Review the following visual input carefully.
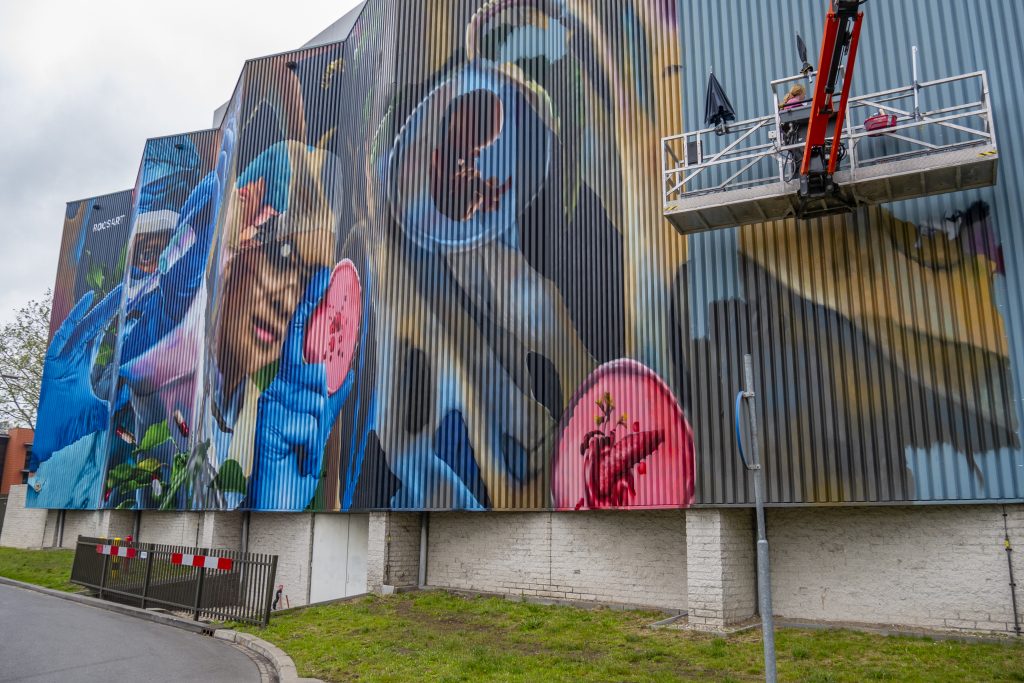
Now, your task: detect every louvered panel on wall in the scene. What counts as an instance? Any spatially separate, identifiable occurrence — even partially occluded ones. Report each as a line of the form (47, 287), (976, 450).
(32, 189), (134, 509)
(679, 0), (1024, 504)
(32, 0), (1023, 512)
(101, 129), (221, 511)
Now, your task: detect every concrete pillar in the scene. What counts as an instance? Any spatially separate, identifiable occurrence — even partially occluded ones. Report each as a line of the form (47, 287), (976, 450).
(0, 485), (49, 548)
(685, 508), (757, 630)
(247, 513), (314, 607)
(198, 511), (244, 550)
(367, 512), (421, 593)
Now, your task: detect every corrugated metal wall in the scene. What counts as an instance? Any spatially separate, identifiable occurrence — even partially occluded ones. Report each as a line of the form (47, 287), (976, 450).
(680, 0), (1024, 504)
(32, 189), (134, 509)
(102, 130), (221, 511)
(31, 0), (1024, 511)
(382, 1), (692, 510)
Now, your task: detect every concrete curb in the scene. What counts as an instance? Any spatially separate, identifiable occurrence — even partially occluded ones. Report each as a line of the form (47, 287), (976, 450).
(214, 629), (324, 683)
(0, 576), (322, 682)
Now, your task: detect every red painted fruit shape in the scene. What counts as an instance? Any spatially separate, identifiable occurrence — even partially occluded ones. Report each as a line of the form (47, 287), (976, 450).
(303, 259), (362, 394)
(552, 359), (694, 509)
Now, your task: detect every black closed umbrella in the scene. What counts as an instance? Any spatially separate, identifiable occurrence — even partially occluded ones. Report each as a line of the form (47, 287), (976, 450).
(796, 33), (813, 75)
(704, 71), (737, 134)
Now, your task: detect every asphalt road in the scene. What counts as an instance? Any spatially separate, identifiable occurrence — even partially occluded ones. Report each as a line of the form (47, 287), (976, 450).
(0, 584), (260, 682)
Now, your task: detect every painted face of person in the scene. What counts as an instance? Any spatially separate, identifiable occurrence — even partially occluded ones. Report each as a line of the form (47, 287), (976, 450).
(130, 231), (173, 276)
(430, 90), (512, 222)
(217, 223), (319, 392)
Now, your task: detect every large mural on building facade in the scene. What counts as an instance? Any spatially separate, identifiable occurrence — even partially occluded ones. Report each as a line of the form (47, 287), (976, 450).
(31, 0), (1021, 511)
(30, 190), (134, 508)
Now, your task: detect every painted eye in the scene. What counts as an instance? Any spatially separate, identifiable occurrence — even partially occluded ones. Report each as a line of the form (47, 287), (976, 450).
(279, 242), (293, 259)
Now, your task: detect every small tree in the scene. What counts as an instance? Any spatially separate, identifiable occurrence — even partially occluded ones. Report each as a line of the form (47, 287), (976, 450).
(0, 291), (51, 429)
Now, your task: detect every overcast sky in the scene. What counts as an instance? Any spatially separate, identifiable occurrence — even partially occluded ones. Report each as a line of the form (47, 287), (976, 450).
(0, 0), (362, 322)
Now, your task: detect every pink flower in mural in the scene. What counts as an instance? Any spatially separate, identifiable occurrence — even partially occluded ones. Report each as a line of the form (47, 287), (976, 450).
(553, 360), (694, 509)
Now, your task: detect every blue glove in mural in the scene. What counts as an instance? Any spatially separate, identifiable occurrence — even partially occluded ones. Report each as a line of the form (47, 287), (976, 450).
(120, 171), (222, 367)
(249, 268), (353, 510)
(137, 135), (202, 214)
(31, 285), (123, 471)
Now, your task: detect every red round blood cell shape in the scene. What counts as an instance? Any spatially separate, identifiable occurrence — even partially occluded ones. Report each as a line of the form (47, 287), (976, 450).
(303, 259), (362, 394)
(552, 359), (694, 510)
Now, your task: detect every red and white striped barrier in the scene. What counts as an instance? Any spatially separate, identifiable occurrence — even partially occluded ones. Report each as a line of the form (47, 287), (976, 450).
(170, 552), (234, 571)
(96, 544), (147, 559)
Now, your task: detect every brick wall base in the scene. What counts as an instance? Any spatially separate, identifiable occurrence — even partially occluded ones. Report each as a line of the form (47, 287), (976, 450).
(768, 504), (1024, 635)
(368, 511), (422, 592)
(0, 485), (49, 548)
(686, 508), (756, 629)
(51, 509), (136, 547)
(426, 511), (688, 609)
(5, 493), (1021, 635)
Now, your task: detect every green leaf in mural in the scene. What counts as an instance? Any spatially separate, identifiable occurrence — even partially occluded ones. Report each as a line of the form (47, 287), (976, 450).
(115, 499), (136, 510)
(135, 420), (171, 453)
(214, 459), (247, 494)
(159, 452), (190, 511)
(86, 263), (105, 290)
(95, 343), (113, 367)
(252, 361), (279, 393)
(107, 463), (135, 486)
(136, 457), (162, 474)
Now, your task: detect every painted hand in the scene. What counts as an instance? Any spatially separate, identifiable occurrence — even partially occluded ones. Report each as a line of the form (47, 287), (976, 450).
(121, 171), (222, 367)
(31, 286), (123, 470)
(250, 268), (353, 510)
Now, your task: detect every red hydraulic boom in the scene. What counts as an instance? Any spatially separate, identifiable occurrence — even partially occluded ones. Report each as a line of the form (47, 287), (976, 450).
(800, 0), (865, 199)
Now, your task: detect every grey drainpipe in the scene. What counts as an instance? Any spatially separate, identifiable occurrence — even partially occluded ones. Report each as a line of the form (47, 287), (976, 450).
(1003, 506), (1021, 637)
(418, 512), (429, 588)
(241, 511), (251, 556)
(56, 509), (66, 548)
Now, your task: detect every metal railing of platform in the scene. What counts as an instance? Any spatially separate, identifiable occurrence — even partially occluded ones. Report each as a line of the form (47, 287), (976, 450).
(662, 69), (995, 206)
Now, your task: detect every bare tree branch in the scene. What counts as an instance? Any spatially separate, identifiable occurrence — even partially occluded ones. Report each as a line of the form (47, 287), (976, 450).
(0, 290), (51, 429)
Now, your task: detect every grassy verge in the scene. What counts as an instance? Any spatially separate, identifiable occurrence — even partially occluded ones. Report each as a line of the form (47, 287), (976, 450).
(0, 546), (77, 592)
(235, 591), (1024, 683)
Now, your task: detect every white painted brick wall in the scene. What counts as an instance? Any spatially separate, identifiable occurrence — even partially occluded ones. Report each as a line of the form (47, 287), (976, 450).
(58, 511), (101, 546)
(0, 485), (49, 548)
(57, 510), (135, 547)
(367, 511), (421, 591)
(686, 508), (756, 628)
(248, 513), (313, 607)
(426, 511), (687, 609)
(138, 511), (201, 546)
(767, 504), (1024, 635)
(42, 509), (60, 547)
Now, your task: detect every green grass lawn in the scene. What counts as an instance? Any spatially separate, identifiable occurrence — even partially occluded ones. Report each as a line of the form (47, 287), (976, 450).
(237, 591), (1024, 683)
(0, 546), (77, 591)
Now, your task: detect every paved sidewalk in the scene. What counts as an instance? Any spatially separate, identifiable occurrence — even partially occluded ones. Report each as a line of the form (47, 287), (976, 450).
(0, 583), (259, 682)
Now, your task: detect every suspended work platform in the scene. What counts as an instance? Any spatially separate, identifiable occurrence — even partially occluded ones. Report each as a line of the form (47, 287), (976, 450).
(662, 70), (998, 234)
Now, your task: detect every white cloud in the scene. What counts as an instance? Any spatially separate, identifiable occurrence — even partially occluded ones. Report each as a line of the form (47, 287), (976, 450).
(0, 0), (362, 320)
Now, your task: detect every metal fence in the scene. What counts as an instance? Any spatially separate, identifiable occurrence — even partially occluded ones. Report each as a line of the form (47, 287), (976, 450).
(70, 536), (278, 627)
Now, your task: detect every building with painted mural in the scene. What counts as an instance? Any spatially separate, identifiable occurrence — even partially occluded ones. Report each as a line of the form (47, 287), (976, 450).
(2, 0), (1022, 635)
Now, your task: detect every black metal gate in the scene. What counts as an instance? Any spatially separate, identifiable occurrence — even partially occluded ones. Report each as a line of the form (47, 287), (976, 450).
(70, 536), (278, 627)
